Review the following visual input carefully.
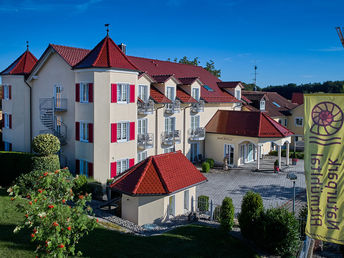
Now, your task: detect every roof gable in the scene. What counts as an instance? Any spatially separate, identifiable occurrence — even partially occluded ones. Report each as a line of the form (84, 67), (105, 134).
(50, 44), (90, 66)
(1, 50), (37, 76)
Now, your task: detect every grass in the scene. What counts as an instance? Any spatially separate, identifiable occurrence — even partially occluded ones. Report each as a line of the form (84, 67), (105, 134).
(0, 188), (258, 257)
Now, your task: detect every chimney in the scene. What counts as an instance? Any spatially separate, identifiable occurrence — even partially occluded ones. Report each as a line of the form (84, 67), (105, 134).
(118, 43), (126, 54)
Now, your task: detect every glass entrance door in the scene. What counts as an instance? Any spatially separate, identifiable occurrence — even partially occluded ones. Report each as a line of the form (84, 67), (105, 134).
(224, 144), (234, 166)
(190, 143), (198, 162)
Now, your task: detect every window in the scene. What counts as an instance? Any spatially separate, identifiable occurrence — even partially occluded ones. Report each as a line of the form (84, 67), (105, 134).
(192, 88), (200, 101)
(260, 100), (265, 111)
(138, 85), (149, 102)
(4, 142), (11, 151)
(138, 151), (148, 162)
(184, 190), (190, 210)
(80, 122), (89, 142)
(278, 119), (282, 124)
(203, 85), (214, 92)
(164, 146), (175, 153)
(117, 122), (129, 141)
(166, 86), (175, 101)
(235, 89), (241, 100)
(117, 83), (129, 102)
(80, 160), (88, 176)
(191, 115), (200, 130)
(117, 159), (129, 174)
(284, 119), (287, 127)
(138, 118), (148, 135)
(3, 85), (10, 100)
(295, 117), (303, 127)
(272, 101), (281, 107)
(165, 117), (176, 132)
(4, 113), (10, 128)
(80, 83), (89, 103)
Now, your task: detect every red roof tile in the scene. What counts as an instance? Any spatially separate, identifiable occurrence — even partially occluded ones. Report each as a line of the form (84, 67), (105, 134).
(206, 110), (294, 138)
(150, 86), (171, 103)
(50, 44), (90, 66)
(217, 81), (243, 89)
(152, 74), (178, 83)
(127, 56), (240, 103)
(73, 36), (139, 71)
(176, 87), (197, 103)
(110, 151), (207, 195)
(1, 50), (37, 75)
(291, 92), (304, 105)
(178, 77), (201, 85)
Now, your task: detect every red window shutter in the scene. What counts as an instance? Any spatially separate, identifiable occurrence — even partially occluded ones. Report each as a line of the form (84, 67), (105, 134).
(9, 114), (12, 129)
(88, 162), (94, 178)
(129, 84), (135, 103)
(88, 123), (93, 143)
(129, 122), (135, 140)
(111, 123), (117, 143)
(88, 83), (93, 102)
(75, 83), (80, 102)
(75, 122), (80, 141)
(75, 159), (80, 175)
(111, 84), (117, 103)
(129, 158), (134, 168)
(9, 85), (12, 99)
(110, 162), (117, 178)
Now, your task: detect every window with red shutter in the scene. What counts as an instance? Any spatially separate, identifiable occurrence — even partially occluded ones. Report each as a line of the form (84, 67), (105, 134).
(75, 83), (80, 102)
(111, 84), (117, 103)
(75, 122), (80, 141)
(75, 159), (80, 175)
(88, 162), (93, 178)
(130, 84), (135, 103)
(129, 122), (135, 140)
(9, 114), (12, 129)
(129, 158), (134, 168)
(110, 162), (117, 178)
(88, 123), (93, 143)
(88, 83), (93, 102)
(111, 123), (117, 143)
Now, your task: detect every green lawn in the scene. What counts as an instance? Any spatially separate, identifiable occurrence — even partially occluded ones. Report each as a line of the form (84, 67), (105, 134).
(0, 188), (258, 257)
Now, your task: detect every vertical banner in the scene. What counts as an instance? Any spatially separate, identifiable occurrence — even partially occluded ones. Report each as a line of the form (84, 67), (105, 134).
(304, 94), (344, 244)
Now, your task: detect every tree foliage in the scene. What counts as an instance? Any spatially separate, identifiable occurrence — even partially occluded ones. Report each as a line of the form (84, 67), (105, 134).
(220, 197), (235, 231)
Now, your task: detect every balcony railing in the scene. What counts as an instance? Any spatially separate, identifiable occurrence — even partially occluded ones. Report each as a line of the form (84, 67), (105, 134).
(138, 100), (154, 115)
(161, 130), (181, 146)
(188, 127), (205, 141)
(54, 98), (67, 112)
(137, 133), (154, 149)
(165, 100), (181, 114)
(191, 100), (205, 113)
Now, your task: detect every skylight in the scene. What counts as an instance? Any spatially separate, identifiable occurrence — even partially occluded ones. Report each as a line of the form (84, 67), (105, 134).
(272, 101), (281, 107)
(203, 85), (214, 92)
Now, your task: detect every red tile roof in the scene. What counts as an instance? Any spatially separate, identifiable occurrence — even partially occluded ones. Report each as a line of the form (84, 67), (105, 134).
(1, 50), (37, 75)
(150, 86), (171, 103)
(176, 87), (197, 103)
(152, 74), (180, 84)
(217, 81), (243, 89)
(127, 56), (240, 103)
(50, 44), (90, 66)
(206, 110), (294, 138)
(73, 36), (139, 71)
(291, 92), (304, 105)
(110, 151), (207, 195)
(178, 77), (201, 85)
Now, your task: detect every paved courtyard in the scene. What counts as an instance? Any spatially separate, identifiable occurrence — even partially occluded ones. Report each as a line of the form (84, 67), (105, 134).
(196, 158), (306, 216)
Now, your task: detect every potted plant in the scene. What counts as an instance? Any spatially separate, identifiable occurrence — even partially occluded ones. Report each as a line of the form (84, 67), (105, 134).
(291, 152), (298, 165)
(274, 160), (280, 173)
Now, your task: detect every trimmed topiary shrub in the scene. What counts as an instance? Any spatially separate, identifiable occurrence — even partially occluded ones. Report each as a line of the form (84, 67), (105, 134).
(32, 134), (60, 156)
(213, 205), (221, 222)
(198, 195), (209, 212)
(31, 155), (60, 171)
(258, 208), (299, 257)
(206, 158), (215, 168)
(238, 191), (264, 240)
(202, 161), (210, 173)
(220, 197), (234, 231)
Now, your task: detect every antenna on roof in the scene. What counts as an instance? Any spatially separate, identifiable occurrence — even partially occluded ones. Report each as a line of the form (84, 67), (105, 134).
(26, 41), (29, 51)
(253, 64), (258, 91)
(105, 24), (110, 36)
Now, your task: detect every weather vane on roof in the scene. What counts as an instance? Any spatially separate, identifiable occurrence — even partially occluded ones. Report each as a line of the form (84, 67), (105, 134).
(105, 24), (110, 36)
(26, 41), (29, 50)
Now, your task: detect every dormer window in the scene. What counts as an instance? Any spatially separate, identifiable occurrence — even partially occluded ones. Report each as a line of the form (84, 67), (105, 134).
(235, 89), (241, 100)
(138, 85), (149, 102)
(192, 88), (200, 101)
(166, 86), (175, 101)
(260, 100), (265, 111)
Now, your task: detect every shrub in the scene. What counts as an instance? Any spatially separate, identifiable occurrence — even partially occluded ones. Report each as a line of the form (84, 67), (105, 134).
(238, 191), (264, 240)
(73, 176), (103, 200)
(32, 134), (60, 156)
(274, 160), (279, 167)
(202, 161), (210, 173)
(220, 197), (234, 231)
(31, 154), (60, 171)
(213, 205), (221, 222)
(0, 151), (34, 187)
(258, 208), (299, 256)
(268, 150), (277, 156)
(9, 168), (97, 257)
(198, 195), (209, 212)
(206, 158), (215, 168)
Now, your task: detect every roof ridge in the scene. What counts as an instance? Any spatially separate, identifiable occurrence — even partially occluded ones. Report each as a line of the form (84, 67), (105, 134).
(50, 43), (90, 51)
(132, 157), (153, 194)
(151, 156), (170, 194)
(261, 112), (291, 137)
(107, 37), (140, 70)
(92, 37), (108, 67)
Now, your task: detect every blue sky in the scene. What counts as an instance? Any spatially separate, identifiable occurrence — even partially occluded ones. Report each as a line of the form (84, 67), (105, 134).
(0, 0), (344, 87)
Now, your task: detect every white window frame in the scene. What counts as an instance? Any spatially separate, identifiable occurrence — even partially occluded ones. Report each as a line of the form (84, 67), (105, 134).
(80, 160), (88, 177)
(4, 113), (9, 128)
(117, 83), (129, 103)
(260, 100), (265, 111)
(191, 88), (200, 101)
(164, 146), (175, 153)
(4, 141), (11, 151)
(117, 121), (129, 142)
(80, 121), (89, 142)
(165, 117), (176, 132)
(3, 85), (10, 100)
(191, 115), (200, 130)
(295, 117), (303, 127)
(138, 150), (148, 162)
(117, 158), (129, 174)
(80, 82), (89, 103)
(138, 118), (148, 135)
(138, 85), (149, 102)
(166, 86), (175, 101)
(235, 88), (241, 100)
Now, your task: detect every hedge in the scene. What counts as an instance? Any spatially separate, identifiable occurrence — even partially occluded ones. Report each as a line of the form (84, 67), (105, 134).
(202, 161), (210, 173)
(205, 158), (214, 168)
(268, 150), (304, 159)
(220, 197), (235, 231)
(31, 154), (60, 171)
(198, 195), (209, 212)
(0, 151), (34, 186)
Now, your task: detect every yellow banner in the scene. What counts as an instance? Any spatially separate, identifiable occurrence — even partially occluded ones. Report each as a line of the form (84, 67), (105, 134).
(304, 94), (344, 244)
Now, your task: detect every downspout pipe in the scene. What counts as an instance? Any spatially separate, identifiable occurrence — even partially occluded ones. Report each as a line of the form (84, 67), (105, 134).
(24, 80), (32, 152)
(155, 104), (165, 155)
(183, 104), (191, 155)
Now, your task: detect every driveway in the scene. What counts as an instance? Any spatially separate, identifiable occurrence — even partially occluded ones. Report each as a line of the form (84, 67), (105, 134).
(196, 159), (306, 216)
